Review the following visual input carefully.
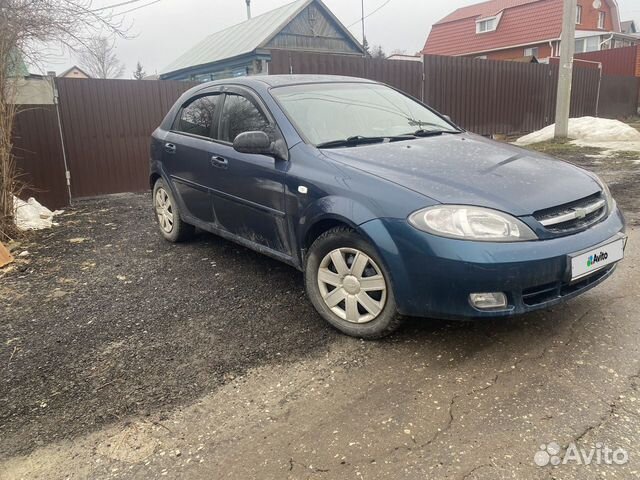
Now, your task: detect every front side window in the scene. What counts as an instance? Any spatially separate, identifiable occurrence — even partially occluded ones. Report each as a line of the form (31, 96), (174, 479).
(272, 83), (458, 146)
(219, 94), (271, 143)
(176, 95), (219, 137)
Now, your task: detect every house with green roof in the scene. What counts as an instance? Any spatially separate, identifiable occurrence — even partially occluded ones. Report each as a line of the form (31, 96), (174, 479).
(160, 0), (363, 81)
(7, 49), (29, 78)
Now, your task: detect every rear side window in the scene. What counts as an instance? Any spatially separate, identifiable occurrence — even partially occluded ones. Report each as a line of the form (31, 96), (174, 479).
(175, 95), (219, 137)
(219, 94), (271, 143)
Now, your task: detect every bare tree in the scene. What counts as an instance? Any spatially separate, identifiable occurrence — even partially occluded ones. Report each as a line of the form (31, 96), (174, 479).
(371, 45), (386, 59)
(78, 37), (125, 79)
(0, 1), (126, 240)
(133, 60), (145, 80)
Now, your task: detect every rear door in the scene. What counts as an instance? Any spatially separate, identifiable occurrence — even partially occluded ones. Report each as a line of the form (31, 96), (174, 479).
(162, 91), (223, 224)
(209, 88), (291, 255)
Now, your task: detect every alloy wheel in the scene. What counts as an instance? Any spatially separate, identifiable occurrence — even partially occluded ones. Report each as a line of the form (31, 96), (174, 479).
(317, 248), (387, 324)
(155, 188), (174, 233)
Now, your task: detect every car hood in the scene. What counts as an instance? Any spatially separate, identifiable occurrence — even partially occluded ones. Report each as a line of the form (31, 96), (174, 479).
(321, 133), (601, 216)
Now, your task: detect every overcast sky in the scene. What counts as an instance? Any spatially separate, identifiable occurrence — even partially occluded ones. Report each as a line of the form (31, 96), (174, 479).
(40, 0), (640, 78)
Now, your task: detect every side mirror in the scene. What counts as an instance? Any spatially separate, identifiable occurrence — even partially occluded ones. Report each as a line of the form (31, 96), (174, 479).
(442, 114), (453, 123)
(233, 131), (272, 156)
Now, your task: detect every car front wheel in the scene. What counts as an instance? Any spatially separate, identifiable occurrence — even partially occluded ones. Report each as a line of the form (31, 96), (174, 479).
(305, 227), (403, 339)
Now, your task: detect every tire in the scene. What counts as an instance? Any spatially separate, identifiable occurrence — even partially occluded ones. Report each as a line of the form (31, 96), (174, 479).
(305, 226), (403, 339)
(152, 179), (195, 243)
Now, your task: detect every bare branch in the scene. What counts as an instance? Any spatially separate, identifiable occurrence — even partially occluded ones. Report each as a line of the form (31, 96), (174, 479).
(0, 0), (129, 238)
(78, 36), (125, 79)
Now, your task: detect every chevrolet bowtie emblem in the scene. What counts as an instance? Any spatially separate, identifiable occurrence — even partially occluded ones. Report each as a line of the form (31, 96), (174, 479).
(574, 207), (587, 219)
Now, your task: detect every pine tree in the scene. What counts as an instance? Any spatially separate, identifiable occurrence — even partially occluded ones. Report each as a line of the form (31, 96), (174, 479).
(133, 61), (145, 80)
(363, 37), (371, 57)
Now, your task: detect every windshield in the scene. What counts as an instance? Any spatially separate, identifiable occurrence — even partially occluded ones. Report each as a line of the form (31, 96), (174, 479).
(271, 82), (458, 147)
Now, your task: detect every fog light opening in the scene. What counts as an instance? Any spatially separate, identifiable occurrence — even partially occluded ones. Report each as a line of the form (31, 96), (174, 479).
(469, 292), (508, 310)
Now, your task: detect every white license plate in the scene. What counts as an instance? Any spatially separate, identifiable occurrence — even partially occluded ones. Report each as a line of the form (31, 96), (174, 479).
(570, 237), (625, 281)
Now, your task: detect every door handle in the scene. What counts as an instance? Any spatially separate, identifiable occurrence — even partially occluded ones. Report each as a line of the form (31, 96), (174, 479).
(210, 156), (228, 168)
(165, 143), (176, 154)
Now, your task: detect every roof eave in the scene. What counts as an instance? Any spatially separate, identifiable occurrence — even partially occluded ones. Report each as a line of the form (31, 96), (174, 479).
(160, 51), (263, 79)
(424, 37), (561, 57)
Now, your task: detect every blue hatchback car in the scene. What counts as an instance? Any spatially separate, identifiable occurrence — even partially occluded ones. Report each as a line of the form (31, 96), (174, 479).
(150, 75), (626, 338)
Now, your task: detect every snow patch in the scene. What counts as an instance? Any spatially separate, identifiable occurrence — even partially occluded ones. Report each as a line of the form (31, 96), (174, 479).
(515, 117), (640, 156)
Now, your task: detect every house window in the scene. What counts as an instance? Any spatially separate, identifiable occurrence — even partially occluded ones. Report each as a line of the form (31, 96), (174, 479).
(475, 55), (488, 60)
(587, 36), (601, 51)
(575, 36), (601, 53)
(576, 5), (582, 24)
(598, 12), (606, 29)
(476, 17), (497, 33)
(524, 47), (539, 57)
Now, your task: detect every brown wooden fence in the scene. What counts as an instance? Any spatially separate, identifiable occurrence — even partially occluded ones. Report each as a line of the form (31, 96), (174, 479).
(55, 78), (197, 198)
(574, 45), (640, 77)
(598, 75), (640, 118)
(269, 50), (424, 99)
(12, 105), (68, 209)
(422, 55), (601, 135)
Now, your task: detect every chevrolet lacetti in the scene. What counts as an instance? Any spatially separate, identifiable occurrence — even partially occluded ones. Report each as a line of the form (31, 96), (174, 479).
(150, 75), (627, 339)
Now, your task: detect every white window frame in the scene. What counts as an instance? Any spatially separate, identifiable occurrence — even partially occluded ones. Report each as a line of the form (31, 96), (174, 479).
(476, 13), (502, 34)
(576, 5), (582, 24)
(598, 11), (606, 29)
(524, 47), (539, 57)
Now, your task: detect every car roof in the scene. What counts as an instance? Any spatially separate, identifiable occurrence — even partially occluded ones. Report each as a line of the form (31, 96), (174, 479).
(197, 75), (378, 89)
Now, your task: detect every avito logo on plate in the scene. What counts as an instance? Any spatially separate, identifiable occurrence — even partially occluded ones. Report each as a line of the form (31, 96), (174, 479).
(587, 251), (609, 268)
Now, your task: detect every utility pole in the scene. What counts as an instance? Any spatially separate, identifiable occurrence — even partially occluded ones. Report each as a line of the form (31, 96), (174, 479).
(361, 0), (366, 58)
(246, 0), (251, 20)
(554, 0), (577, 139)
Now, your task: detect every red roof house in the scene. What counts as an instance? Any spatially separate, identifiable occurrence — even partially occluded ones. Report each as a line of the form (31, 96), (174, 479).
(423, 0), (637, 61)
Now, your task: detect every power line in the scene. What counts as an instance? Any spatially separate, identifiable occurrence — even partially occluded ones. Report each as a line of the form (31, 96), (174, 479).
(111, 0), (163, 16)
(348, 0), (394, 28)
(91, 0), (151, 12)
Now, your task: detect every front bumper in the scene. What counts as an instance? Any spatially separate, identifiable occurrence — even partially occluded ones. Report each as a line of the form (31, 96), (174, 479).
(359, 208), (626, 319)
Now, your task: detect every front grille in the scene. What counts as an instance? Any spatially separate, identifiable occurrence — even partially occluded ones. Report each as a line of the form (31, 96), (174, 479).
(533, 192), (607, 234)
(522, 266), (613, 307)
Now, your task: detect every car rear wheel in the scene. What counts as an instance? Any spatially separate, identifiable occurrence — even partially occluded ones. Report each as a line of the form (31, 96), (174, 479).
(305, 227), (403, 339)
(153, 179), (194, 242)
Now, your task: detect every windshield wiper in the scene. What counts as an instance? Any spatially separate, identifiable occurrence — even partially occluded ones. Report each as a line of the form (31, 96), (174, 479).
(406, 129), (462, 138)
(316, 135), (414, 149)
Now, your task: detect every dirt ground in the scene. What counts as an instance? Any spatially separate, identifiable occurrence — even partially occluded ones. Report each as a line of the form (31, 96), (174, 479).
(1, 149), (640, 479)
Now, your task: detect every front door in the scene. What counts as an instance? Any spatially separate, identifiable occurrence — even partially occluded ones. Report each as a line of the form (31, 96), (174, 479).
(209, 89), (290, 255)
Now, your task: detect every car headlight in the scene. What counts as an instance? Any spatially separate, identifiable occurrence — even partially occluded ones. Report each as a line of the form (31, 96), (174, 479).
(595, 176), (616, 213)
(408, 205), (537, 242)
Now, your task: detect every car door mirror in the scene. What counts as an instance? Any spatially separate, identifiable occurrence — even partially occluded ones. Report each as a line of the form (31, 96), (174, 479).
(233, 131), (272, 156)
(442, 114), (452, 123)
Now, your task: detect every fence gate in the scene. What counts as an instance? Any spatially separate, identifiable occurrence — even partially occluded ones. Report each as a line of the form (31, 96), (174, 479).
(55, 78), (196, 199)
